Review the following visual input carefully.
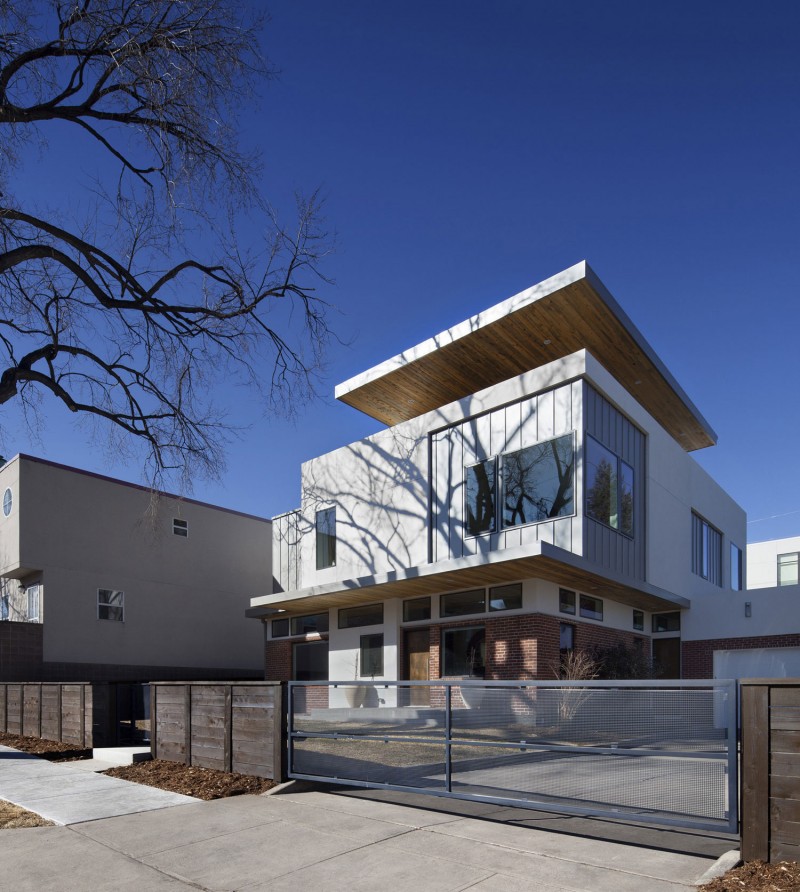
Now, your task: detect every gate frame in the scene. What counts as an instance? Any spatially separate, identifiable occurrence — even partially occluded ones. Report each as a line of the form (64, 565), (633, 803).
(287, 678), (739, 834)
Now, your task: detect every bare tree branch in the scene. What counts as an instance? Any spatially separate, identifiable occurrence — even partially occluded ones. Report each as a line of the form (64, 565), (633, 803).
(0, 1), (334, 487)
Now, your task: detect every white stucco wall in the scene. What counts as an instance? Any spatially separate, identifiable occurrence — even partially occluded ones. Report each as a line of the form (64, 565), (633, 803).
(2, 455), (270, 672)
(747, 536), (800, 589)
(682, 584), (800, 640)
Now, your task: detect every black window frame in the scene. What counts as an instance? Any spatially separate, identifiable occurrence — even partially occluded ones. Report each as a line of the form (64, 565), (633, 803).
(441, 625), (486, 678)
(579, 594), (603, 621)
(359, 633), (384, 677)
(585, 435), (634, 538)
(403, 596), (431, 623)
(338, 603), (384, 629)
(440, 588), (486, 618)
(465, 457), (497, 537)
(316, 507), (337, 570)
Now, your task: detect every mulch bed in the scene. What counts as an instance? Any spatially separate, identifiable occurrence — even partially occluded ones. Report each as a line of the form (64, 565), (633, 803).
(101, 759), (276, 800)
(701, 859), (800, 890)
(0, 731), (91, 761)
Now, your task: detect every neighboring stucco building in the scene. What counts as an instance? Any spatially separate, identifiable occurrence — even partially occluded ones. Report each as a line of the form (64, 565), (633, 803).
(0, 454), (270, 681)
(249, 262), (748, 689)
(681, 536), (800, 679)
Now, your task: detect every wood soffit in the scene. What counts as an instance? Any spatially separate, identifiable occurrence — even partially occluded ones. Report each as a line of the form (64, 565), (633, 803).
(256, 551), (685, 616)
(336, 265), (716, 452)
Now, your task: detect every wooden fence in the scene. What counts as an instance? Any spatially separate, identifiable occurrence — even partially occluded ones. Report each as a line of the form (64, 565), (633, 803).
(0, 682), (115, 748)
(741, 679), (800, 863)
(150, 681), (284, 780)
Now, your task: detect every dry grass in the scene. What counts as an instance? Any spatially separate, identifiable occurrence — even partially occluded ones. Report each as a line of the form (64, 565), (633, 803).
(0, 800), (53, 829)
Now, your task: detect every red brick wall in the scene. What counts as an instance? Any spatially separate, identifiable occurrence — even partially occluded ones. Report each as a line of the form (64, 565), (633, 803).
(265, 639), (293, 682)
(683, 634), (800, 679)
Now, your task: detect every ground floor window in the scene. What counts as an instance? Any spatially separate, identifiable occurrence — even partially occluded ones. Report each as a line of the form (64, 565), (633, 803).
(442, 626), (485, 678)
(293, 640), (329, 681)
(360, 633), (384, 677)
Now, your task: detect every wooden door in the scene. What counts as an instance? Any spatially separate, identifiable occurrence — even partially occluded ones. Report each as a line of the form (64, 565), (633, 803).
(652, 638), (681, 678)
(404, 628), (430, 706)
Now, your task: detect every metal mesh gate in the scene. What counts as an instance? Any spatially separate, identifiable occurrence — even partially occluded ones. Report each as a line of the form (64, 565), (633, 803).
(288, 679), (738, 833)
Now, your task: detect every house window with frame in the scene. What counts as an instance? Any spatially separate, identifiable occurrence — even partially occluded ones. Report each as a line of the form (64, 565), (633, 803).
(585, 436), (634, 537)
(730, 543), (743, 591)
(290, 612), (329, 636)
(359, 633), (384, 677)
(440, 588), (485, 618)
(652, 611), (681, 633)
(633, 609), (644, 631)
(338, 603), (383, 629)
(1, 592), (8, 621)
(98, 588), (123, 622)
(691, 512), (722, 586)
(403, 597), (431, 622)
(488, 583), (522, 612)
(559, 622), (575, 660)
(465, 458), (497, 536)
(441, 626), (485, 678)
(579, 594), (603, 621)
(26, 584), (41, 621)
(173, 518), (188, 537)
(778, 552), (799, 587)
(293, 640), (329, 681)
(501, 433), (574, 528)
(272, 618), (290, 638)
(559, 588), (576, 615)
(316, 507), (336, 570)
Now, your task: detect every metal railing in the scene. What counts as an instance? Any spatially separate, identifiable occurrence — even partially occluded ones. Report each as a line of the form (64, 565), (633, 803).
(288, 678), (738, 833)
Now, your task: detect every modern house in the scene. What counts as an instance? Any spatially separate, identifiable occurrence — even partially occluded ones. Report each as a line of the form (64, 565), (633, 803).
(248, 261), (749, 691)
(0, 454), (270, 682)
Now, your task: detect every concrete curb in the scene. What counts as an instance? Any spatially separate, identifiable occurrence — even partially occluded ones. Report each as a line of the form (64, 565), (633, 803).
(695, 849), (741, 886)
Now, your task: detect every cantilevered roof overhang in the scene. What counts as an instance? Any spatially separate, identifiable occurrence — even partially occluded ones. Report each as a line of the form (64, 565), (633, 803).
(247, 541), (689, 618)
(335, 261), (716, 452)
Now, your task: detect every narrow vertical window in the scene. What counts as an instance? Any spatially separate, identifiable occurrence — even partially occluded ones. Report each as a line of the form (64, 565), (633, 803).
(316, 507), (336, 570)
(585, 436), (634, 537)
(27, 584), (40, 621)
(691, 512), (722, 586)
(465, 458), (497, 536)
(730, 543), (743, 591)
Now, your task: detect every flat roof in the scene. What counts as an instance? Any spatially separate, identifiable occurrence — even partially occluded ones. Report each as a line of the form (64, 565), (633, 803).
(335, 262), (716, 452)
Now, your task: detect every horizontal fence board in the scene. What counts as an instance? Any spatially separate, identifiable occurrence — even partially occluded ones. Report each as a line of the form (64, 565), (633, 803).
(151, 682), (283, 779)
(771, 707), (800, 730)
(771, 689), (800, 708)
(771, 730), (800, 755)
(771, 798), (800, 826)
(771, 839), (800, 863)
(772, 754), (800, 777)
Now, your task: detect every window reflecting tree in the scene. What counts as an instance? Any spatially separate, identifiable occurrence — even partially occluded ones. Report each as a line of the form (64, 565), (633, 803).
(502, 434), (574, 528)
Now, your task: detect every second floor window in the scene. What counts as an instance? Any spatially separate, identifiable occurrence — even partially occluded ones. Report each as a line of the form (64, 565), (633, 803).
(691, 512), (722, 586)
(778, 552), (799, 587)
(316, 507), (336, 570)
(730, 544), (743, 591)
(465, 458), (497, 536)
(585, 436), (634, 537)
(502, 433), (574, 528)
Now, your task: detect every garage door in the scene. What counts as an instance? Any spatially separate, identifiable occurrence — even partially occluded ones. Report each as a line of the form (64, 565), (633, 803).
(714, 646), (800, 680)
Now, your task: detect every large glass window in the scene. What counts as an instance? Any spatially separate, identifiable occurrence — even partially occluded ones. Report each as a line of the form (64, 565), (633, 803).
(585, 436), (634, 537)
(97, 587), (122, 622)
(316, 507), (336, 570)
(440, 588), (485, 618)
(293, 640), (329, 680)
(339, 603), (383, 629)
(779, 552), (799, 587)
(465, 458), (497, 536)
(360, 634), (384, 676)
(271, 618), (290, 638)
(502, 434), (574, 528)
(652, 612), (681, 633)
(692, 512), (722, 586)
(441, 626), (485, 677)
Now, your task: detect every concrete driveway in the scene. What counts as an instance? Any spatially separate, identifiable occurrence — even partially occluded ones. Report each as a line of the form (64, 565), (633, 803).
(1, 772), (738, 891)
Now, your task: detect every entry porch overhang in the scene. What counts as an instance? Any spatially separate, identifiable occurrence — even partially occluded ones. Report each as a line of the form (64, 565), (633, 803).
(247, 542), (689, 617)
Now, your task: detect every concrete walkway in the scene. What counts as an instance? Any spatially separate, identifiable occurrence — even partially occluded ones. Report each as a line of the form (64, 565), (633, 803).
(0, 745), (195, 824)
(0, 747), (739, 891)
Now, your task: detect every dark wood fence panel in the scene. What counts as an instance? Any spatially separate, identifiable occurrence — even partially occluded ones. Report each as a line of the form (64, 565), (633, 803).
(0, 682), (118, 748)
(151, 682), (283, 780)
(741, 679), (800, 863)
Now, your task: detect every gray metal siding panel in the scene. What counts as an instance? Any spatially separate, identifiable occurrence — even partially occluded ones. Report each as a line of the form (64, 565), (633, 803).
(584, 384), (646, 581)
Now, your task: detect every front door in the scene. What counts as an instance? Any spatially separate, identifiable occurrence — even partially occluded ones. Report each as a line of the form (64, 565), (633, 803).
(652, 638), (681, 678)
(404, 628), (430, 706)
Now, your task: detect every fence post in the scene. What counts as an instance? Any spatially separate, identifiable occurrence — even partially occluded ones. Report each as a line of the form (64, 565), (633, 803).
(150, 684), (158, 759)
(184, 684), (192, 766)
(273, 682), (286, 782)
(741, 682), (769, 861)
(224, 684), (233, 773)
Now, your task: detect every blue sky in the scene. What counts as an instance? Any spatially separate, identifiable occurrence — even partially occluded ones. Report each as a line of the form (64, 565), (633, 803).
(4, 1), (799, 543)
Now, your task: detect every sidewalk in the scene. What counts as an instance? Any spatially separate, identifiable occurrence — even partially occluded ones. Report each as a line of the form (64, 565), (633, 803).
(0, 747), (738, 891)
